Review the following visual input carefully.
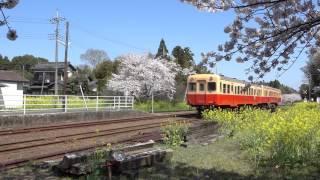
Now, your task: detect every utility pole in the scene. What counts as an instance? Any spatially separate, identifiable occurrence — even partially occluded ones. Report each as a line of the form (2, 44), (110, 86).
(50, 11), (65, 95)
(63, 21), (69, 95)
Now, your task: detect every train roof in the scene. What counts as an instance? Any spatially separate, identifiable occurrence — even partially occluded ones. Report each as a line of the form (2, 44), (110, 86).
(188, 73), (248, 84)
(188, 74), (281, 92)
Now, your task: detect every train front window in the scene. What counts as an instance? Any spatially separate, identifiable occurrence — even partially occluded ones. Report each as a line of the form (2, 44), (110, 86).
(208, 82), (216, 92)
(188, 83), (196, 92)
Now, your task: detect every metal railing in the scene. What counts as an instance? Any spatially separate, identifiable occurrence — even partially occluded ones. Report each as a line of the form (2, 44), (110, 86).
(0, 94), (134, 115)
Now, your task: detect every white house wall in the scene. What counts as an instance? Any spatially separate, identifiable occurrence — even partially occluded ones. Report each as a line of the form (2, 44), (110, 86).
(0, 82), (23, 108)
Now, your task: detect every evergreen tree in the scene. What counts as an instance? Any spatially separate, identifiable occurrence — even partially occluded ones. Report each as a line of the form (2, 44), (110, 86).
(0, 55), (10, 70)
(172, 46), (194, 68)
(155, 38), (169, 59)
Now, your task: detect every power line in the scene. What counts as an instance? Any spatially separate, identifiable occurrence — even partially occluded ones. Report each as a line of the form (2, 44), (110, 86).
(10, 16), (50, 21)
(72, 23), (151, 52)
(10, 20), (51, 24)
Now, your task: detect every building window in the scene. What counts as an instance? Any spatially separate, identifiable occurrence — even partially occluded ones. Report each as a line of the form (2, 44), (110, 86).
(208, 82), (216, 92)
(188, 83), (196, 92)
(17, 83), (23, 90)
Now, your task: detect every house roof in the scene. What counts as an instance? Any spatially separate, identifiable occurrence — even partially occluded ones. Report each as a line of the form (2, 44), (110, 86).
(32, 62), (76, 71)
(0, 70), (29, 82)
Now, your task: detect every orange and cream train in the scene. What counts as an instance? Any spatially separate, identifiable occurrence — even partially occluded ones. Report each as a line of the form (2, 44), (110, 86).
(186, 74), (281, 112)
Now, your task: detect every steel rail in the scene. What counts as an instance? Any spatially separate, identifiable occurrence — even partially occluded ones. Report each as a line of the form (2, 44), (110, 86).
(0, 112), (196, 136)
(1, 131), (163, 169)
(0, 119), (199, 153)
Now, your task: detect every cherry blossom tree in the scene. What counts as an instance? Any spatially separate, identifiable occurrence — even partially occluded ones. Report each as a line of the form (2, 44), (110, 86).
(181, 0), (320, 80)
(108, 53), (192, 99)
(1, 0), (19, 41)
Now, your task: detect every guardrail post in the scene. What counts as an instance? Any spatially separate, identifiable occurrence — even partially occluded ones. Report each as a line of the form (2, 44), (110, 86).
(118, 96), (121, 110)
(96, 96), (99, 112)
(23, 94), (26, 115)
(64, 95), (67, 113)
(125, 96), (127, 109)
(131, 97), (134, 110)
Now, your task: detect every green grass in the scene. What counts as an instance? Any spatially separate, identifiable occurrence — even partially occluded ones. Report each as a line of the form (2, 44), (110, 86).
(138, 138), (320, 179)
(138, 139), (254, 179)
(134, 100), (191, 112)
(170, 138), (254, 176)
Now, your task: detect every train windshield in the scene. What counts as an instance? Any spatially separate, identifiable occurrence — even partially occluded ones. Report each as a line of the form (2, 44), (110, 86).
(208, 82), (216, 92)
(188, 82), (196, 92)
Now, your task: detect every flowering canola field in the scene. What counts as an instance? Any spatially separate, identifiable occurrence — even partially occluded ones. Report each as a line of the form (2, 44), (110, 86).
(203, 103), (320, 168)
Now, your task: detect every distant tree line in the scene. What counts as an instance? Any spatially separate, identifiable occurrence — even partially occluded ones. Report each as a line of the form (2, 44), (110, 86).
(0, 54), (48, 80)
(1, 39), (297, 100)
(257, 80), (297, 94)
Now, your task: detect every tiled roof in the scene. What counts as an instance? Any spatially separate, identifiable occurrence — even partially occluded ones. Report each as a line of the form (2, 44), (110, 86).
(32, 62), (76, 71)
(0, 70), (29, 82)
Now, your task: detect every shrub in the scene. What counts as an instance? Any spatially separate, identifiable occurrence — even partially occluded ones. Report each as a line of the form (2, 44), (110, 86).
(161, 120), (190, 147)
(202, 103), (320, 169)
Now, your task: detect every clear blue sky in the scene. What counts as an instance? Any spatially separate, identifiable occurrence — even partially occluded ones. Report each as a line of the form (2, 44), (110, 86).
(1, 0), (306, 89)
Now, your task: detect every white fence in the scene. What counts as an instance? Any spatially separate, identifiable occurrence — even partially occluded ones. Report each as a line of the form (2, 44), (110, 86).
(0, 94), (134, 115)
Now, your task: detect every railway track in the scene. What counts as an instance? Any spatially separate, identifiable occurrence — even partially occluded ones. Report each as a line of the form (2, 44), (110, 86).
(0, 111), (196, 136)
(0, 112), (199, 169)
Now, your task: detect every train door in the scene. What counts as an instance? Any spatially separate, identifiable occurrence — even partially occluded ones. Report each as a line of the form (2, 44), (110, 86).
(230, 84), (234, 106)
(197, 80), (206, 104)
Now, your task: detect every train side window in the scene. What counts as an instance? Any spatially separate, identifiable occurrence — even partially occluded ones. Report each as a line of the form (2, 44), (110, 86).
(227, 85), (230, 94)
(223, 84), (226, 93)
(220, 83), (222, 92)
(208, 82), (216, 92)
(231, 85), (234, 93)
(188, 83), (196, 92)
(199, 83), (205, 92)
